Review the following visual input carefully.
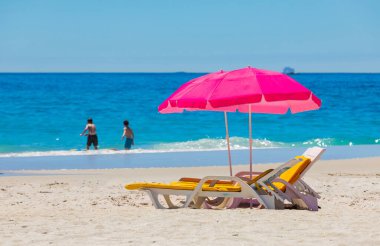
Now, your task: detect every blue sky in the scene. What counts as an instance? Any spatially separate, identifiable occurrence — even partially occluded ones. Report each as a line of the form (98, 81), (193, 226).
(0, 0), (379, 72)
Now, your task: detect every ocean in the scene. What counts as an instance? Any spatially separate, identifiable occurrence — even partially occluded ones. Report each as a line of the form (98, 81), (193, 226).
(0, 72), (379, 157)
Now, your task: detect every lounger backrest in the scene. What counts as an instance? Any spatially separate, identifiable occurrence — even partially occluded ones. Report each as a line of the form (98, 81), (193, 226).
(299, 147), (326, 179)
(273, 156), (311, 191)
(257, 156), (310, 192)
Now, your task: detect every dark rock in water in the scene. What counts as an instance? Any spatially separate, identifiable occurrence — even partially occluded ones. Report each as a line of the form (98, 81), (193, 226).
(283, 67), (295, 74)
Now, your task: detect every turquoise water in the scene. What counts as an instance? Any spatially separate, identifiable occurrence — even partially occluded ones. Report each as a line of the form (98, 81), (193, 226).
(0, 73), (379, 155)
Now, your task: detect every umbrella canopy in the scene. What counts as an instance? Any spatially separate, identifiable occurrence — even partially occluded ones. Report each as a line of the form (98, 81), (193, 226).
(158, 67), (321, 177)
(159, 67), (321, 114)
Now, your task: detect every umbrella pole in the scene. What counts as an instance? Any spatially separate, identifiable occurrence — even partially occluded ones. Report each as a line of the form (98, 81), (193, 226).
(249, 104), (253, 179)
(248, 104), (253, 209)
(224, 112), (233, 176)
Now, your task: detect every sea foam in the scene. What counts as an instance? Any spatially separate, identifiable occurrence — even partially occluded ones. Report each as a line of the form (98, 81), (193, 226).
(0, 137), (351, 158)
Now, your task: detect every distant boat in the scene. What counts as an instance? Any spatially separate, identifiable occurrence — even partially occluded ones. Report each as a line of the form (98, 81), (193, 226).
(283, 67), (295, 74)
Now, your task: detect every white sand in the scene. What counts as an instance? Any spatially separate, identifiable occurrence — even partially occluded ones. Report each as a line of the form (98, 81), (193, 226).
(1, 157), (379, 245)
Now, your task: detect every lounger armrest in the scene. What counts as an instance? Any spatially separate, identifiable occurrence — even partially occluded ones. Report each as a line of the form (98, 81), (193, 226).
(270, 178), (300, 202)
(193, 176), (254, 196)
(235, 171), (263, 177)
(196, 176), (248, 186)
(254, 158), (305, 202)
(272, 178), (307, 199)
(256, 179), (287, 203)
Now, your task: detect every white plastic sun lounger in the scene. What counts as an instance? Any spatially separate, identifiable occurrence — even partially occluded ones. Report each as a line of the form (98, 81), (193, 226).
(228, 147), (326, 211)
(125, 147), (325, 210)
(125, 177), (269, 209)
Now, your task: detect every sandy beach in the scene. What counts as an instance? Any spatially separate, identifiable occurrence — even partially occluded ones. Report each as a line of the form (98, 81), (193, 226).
(1, 157), (379, 245)
(2, 0), (380, 245)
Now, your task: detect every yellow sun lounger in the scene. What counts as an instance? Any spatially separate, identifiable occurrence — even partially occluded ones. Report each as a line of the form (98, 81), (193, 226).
(174, 147), (325, 210)
(125, 147), (325, 210)
(229, 147), (325, 210)
(125, 174), (271, 209)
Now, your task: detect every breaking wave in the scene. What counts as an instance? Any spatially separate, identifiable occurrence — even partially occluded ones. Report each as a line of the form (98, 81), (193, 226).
(0, 137), (370, 158)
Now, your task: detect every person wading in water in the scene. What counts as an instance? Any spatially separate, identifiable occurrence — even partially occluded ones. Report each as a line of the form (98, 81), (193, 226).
(121, 120), (134, 150)
(80, 118), (98, 150)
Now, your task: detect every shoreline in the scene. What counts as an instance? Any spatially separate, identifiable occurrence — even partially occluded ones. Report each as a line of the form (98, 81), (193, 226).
(1, 145), (380, 171)
(2, 155), (380, 175)
(1, 142), (379, 158)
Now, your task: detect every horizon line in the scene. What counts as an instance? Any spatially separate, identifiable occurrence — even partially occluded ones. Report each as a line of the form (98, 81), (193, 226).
(1, 71), (380, 74)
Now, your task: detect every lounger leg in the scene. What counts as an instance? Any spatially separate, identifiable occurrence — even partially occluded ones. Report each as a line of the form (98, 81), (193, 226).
(185, 182), (205, 208)
(274, 179), (319, 211)
(163, 195), (178, 209)
(204, 197), (232, 209)
(183, 195), (193, 208)
(226, 198), (242, 209)
(286, 189), (318, 211)
(298, 195), (318, 211)
(192, 197), (207, 209)
(193, 197), (234, 209)
(213, 197), (231, 209)
(146, 190), (166, 209)
(163, 194), (192, 209)
(297, 179), (321, 199)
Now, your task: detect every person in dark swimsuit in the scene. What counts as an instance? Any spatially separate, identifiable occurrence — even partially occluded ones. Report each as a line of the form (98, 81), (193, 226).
(80, 118), (98, 150)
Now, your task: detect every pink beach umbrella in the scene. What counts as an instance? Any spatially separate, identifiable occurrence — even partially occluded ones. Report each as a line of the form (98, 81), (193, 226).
(159, 67), (321, 177)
